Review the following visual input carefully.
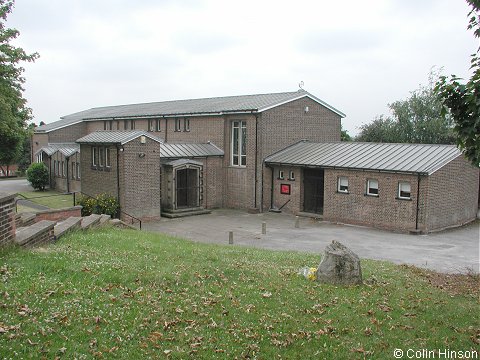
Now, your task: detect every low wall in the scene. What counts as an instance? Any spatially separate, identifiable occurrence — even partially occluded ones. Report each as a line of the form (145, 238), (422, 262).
(0, 192), (17, 246)
(34, 206), (82, 223)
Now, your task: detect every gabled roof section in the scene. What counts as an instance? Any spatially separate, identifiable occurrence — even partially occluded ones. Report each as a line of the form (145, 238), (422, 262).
(160, 142), (224, 158)
(35, 90), (345, 133)
(35, 143), (80, 158)
(76, 131), (162, 145)
(164, 159), (204, 167)
(265, 141), (463, 175)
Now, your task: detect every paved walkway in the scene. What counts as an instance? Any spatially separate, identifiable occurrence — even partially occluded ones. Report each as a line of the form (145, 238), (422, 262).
(143, 209), (480, 274)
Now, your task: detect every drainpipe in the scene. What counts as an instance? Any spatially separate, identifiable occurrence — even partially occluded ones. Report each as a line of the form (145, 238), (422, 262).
(415, 174), (421, 231)
(116, 144), (121, 218)
(49, 156), (53, 189)
(254, 115), (259, 209)
(66, 157), (70, 193)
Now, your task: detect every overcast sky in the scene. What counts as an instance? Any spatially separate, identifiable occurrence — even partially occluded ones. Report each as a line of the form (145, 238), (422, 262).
(7, 0), (477, 135)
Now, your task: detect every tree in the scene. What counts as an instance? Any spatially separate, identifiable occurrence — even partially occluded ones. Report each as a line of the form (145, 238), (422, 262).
(341, 124), (352, 141)
(0, 0), (39, 168)
(26, 162), (48, 191)
(357, 73), (455, 144)
(435, 0), (480, 167)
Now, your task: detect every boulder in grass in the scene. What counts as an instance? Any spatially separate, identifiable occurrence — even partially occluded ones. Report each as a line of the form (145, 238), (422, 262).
(316, 240), (362, 285)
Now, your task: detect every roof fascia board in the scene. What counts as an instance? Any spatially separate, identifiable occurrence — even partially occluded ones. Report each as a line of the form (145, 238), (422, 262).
(120, 133), (162, 145)
(258, 94), (346, 118)
(427, 153), (463, 176)
(83, 110), (258, 121)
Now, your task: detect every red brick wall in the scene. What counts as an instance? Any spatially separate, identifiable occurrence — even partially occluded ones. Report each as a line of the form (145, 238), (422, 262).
(425, 156), (479, 231)
(0, 193), (16, 246)
(270, 166), (302, 214)
(204, 156), (224, 208)
(121, 137), (161, 219)
(323, 169), (421, 232)
(80, 145), (119, 199)
(34, 206), (82, 222)
(48, 122), (87, 143)
(32, 133), (49, 160)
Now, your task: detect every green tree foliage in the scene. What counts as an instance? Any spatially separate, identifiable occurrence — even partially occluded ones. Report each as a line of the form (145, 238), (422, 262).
(0, 0), (39, 167)
(357, 74), (455, 144)
(340, 124), (352, 141)
(435, 1), (480, 167)
(26, 162), (48, 191)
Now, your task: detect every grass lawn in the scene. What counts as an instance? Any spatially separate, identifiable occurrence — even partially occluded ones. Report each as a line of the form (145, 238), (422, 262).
(0, 228), (478, 359)
(17, 189), (74, 211)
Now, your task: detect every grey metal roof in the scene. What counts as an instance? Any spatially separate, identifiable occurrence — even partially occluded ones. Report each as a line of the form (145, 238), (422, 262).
(265, 141), (463, 175)
(35, 90), (345, 133)
(35, 143), (80, 158)
(76, 131), (162, 145)
(160, 142), (224, 158)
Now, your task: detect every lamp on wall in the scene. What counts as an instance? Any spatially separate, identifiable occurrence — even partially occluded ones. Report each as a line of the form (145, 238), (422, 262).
(138, 153), (145, 158)
(304, 106), (309, 113)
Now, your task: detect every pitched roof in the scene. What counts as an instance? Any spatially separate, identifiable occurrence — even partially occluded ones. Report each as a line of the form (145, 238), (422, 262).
(160, 142), (224, 158)
(35, 143), (80, 157)
(36, 90), (345, 133)
(265, 141), (463, 175)
(76, 131), (162, 145)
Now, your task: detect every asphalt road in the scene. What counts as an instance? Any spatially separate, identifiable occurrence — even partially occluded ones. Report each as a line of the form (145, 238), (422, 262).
(143, 209), (480, 274)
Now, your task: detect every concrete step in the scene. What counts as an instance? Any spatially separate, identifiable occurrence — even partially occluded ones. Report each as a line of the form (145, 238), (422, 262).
(161, 209), (211, 219)
(54, 216), (82, 239)
(81, 214), (102, 229)
(99, 214), (111, 225)
(15, 220), (56, 247)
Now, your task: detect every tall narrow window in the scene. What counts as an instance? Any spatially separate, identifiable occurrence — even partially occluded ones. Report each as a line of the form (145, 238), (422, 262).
(54, 160), (57, 176)
(99, 147), (105, 167)
(61, 161), (65, 177)
(232, 120), (246, 166)
(130, 120), (135, 130)
(92, 147), (98, 166)
(175, 118), (181, 132)
(155, 119), (161, 132)
(148, 119), (154, 132)
(106, 147), (111, 167)
(124, 120), (129, 130)
(398, 182), (411, 199)
(76, 162), (81, 179)
(184, 118), (190, 132)
(71, 162), (75, 179)
(337, 176), (349, 193)
(366, 179), (379, 196)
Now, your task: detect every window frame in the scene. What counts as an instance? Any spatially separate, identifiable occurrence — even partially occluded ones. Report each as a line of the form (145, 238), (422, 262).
(231, 120), (247, 167)
(92, 147), (98, 166)
(105, 147), (111, 168)
(99, 147), (105, 167)
(174, 118), (181, 132)
(76, 162), (81, 179)
(71, 162), (76, 179)
(184, 118), (190, 132)
(337, 176), (349, 193)
(398, 181), (412, 200)
(366, 178), (379, 196)
(278, 170), (284, 180)
(61, 161), (65, 177)
(148, 119), (155, 132)
(289, 170), (295, 181)
(155, 119), (161, 132)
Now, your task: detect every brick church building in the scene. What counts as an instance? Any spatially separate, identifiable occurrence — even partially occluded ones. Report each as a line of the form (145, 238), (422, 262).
(32, 90), (479, 232)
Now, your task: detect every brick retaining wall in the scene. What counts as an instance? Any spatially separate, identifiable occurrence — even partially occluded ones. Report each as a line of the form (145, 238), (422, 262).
(34, 206), (82, 223)
(0, 192), (17, 246)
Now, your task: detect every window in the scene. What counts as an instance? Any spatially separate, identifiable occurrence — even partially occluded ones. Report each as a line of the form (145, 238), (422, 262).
(76, 162), (81, 179)
(148, 119), (155, 132)
(338, 176), (349, 193)
(232, 120), (247, 166)
(104, 120), (113, 130)
(53, 160), (57, 176)
(71, 162), (76, 179)
(99, 147), (105, 167)
(124, 120), (129, 130)
(92, 147), (97, 166)
(398, 182), (411, 199)
(36, 153), (43, 163)
(289, 171), (295, 181)
(130, 120), (135, 130)
(184, 118), (190, 132)
(155, 119), (161, 132)
(106, 147), (111, 167)
(278, 170), (284, 179)
(366, 179), (379, 196)
(175, 118), (181, 132)
(61, 161), (65, 177)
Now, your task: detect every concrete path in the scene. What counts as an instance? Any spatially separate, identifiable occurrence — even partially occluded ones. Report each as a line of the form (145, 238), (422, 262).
(143, 209), (480, 274)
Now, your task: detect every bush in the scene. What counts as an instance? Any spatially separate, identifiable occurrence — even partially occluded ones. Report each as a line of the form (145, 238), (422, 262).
(77, 193), (119, 217)
(26, 163), (49, 191)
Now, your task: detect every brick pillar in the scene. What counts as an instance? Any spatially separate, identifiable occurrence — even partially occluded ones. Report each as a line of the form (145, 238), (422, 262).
(0, 192), (17, 246)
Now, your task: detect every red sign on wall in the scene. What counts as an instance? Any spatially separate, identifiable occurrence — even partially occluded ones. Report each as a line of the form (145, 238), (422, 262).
(280, 184), (291, 195)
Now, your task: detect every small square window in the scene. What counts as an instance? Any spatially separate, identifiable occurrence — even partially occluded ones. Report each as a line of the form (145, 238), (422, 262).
(278, 170), (284, 180)
(289, 171), (295, 181)
(398, 182), (411, 199)
(366, 179), (379, 196)
(338, 176), (349, 193)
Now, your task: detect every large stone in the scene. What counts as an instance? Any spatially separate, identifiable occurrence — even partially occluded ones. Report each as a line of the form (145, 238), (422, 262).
(316, 240), (362, 285)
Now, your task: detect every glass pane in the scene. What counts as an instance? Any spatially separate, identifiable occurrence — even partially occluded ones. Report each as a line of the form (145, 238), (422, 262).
(233, 155), (239, 166)
(233, 127), (239, 155)
(241, 156), (246, 166)
(241, 123), (247, 156)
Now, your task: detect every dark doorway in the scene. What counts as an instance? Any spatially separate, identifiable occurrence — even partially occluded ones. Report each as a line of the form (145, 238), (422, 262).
(176, 168), (199, 209)
(303, 168), (324, 214)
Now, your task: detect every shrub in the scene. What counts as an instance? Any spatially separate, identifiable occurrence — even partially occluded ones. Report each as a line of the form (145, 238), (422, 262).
(26, 163), (49, 191)
(77, 193), (119, 217)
